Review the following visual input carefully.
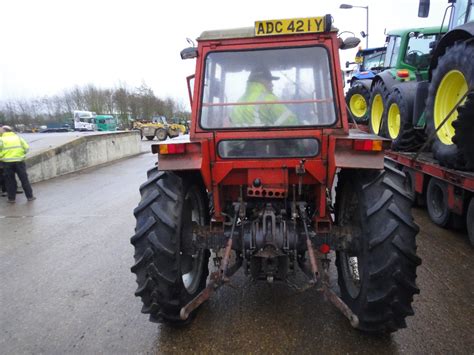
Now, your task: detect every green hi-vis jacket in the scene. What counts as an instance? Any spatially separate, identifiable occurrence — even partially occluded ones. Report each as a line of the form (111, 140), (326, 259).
(0, 132), (30, 162)
(231, 82), (297, 126)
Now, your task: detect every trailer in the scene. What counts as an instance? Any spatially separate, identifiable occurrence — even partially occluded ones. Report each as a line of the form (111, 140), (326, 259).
(385, 150), (474, 246)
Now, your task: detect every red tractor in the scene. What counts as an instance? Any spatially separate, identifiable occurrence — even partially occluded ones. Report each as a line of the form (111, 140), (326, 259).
(131, 15), (421, 333)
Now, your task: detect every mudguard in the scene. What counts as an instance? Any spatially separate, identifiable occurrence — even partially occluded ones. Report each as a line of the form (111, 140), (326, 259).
(429, 22), (474, 78)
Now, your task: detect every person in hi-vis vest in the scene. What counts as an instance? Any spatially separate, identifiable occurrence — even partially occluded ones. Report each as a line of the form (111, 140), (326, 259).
(231, 67), (297, 126)
(0, 126), (36, 203)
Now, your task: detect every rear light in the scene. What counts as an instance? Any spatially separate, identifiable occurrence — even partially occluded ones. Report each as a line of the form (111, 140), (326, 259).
(159, 143), (186, 155)
(396, 69), (410, 78)
(319, 243), (330, 254)
(353, 139), (383, 151)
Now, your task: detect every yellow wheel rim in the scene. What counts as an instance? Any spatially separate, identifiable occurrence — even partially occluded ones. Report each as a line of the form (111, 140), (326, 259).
(349, 94), (367, 118)
(371, 94), (383, 134)
(387, 102), (401, 139)
(434, 70), (467, 145)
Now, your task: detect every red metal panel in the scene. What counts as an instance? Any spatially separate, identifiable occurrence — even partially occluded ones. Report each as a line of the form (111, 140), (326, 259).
(385, 151), (474, 192)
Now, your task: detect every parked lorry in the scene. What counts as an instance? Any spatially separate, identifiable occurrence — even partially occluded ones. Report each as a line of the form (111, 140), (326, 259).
(130, 15), (421, 333)
(95, 115), (117, 131)
(386, 151), (474, 245)
(73, 110), (96, 131)
(383, 0), (474, 246)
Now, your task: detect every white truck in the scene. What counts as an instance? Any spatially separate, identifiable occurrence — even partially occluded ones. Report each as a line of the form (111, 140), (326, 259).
(73, 110), (97, 131)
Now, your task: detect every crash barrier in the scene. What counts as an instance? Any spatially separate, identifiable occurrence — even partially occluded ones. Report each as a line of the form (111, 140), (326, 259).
(26, 131), (141, 183)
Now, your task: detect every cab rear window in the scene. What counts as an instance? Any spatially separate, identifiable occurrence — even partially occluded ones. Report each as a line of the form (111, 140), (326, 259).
(200, 46), (336, 129)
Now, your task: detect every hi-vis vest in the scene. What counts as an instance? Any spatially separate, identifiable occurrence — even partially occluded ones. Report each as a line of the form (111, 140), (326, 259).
(0, 132), (29, 162)
(231, 82), (297, 126)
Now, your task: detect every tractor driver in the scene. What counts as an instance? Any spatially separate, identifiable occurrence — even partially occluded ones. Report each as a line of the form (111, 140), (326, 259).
(231, 67), (297, 127)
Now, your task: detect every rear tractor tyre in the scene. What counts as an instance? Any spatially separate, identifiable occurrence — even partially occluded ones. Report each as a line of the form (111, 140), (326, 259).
(425, 41), (474, 170)
(369, 81), (389, 137)
(157, 128), (168, 141)
(145, 136), (155, 141)
(131, 170), (210, 325)
(346, 84), (371, 123)
(336, 164), (420, 333)
(426, 178), (451, 228)
(386, 89), (425, 151)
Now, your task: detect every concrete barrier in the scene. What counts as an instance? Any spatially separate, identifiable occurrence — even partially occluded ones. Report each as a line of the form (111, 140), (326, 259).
(26, 131), (141, 183)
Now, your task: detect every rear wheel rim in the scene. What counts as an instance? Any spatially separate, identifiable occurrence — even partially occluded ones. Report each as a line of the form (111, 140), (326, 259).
(181, 190), (205, 294)
(350, 94), (367, 118)
(340, 253), (363, 299)
(371, 94), (383, 134)
(387, 102), (401, 139)
(434, 70), (468, 145)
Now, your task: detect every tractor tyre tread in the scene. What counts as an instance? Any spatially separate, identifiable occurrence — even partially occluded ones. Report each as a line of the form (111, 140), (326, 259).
(452, 92), (474, 171)
(386, 89), (425, 151)
(346, 83), (371, 123)
(368, 81), (389, 137)
(425, 41), (474, 170)
(131, 170), (209, 325)
(336, 164), (420, 333)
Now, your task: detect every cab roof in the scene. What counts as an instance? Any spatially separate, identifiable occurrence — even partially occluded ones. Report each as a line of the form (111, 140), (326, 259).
(386, 26), (447, 37)
(197, 25), (339, 41)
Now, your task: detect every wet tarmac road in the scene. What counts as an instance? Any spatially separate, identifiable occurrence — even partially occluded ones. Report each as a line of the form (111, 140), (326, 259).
(1, 148), (473, 354)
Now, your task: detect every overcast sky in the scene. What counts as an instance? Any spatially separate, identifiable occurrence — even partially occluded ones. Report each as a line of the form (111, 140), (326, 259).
(0, 0), (448, 108)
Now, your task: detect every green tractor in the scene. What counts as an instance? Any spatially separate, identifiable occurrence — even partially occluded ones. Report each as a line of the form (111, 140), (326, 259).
(346, 27), (446, 130)
(345, 46), (386, 123)
(364, 26), (446, 138)
(384, 0), (474, 170)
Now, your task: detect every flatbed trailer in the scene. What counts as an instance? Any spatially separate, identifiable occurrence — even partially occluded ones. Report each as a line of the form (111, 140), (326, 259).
(385, 150), (474, 245)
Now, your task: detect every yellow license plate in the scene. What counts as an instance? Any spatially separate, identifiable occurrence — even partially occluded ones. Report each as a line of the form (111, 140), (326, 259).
(255, 17), (325, 36)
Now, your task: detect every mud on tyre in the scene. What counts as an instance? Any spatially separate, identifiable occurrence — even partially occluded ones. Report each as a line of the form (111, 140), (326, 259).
(131, 170), (210, 325)
(335, 164), (421, 333)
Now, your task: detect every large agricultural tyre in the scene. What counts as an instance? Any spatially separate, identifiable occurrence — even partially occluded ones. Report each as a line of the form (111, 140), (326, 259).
(368, 81), (389, 136)
(386, 88), (425, 151)
(425, 178), (451, 227)
(467, 197), (474, 246)
(346, 84), (371, 123)
(453, 92), (474, 171)
(131, 170), (210, 325)
(168, 128), (180, 138)
(335, 164), (420, 333)
(156, 128), (168, 141)
(425, 41), (474, 170)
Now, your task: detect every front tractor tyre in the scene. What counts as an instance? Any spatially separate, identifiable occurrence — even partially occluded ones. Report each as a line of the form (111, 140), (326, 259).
(346, 84), (371, 123)
(131, 170), (210, 325)
(335, 164), (421, 333)
(369, 81), (389, 137)
(425, 41), (474, 170)
(386, 88), (425, 151)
